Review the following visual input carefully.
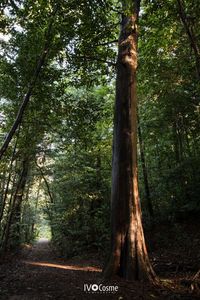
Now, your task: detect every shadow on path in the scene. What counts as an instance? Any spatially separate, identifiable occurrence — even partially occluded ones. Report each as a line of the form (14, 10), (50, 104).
(1, 239), (196, 300)
(0, 239), (107, 300)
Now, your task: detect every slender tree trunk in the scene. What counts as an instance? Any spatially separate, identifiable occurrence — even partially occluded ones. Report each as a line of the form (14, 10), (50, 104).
(21, 185), (30, 242)
(0, 7), (58, 161)
(36, 162), (54, 204)
(30, 179), (41, 240)
(0, 157), (18, 237)
(0, 168), (7, 200)
(104, 0), (157, 282)
(35, 161), (55, 233)
(90, 150), (102, 214)
(1, 159), (29, 254)
(0, 171), (7, 221)
(138, 116), (154, 219)
(0, 131), (19, 224)
(173, 122), (180, 163)
(0, 54), (48, 160)
(0, 172), (12, 226)
(177, 0), (200, 80)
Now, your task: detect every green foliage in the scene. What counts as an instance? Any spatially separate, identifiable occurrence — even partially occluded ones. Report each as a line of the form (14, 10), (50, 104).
(0, 0), (200, 257)
(45, 86), (113, 256)
(138, 0), (200, 220)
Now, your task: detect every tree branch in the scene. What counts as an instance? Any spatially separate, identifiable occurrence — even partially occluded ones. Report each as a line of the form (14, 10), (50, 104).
(0, 7), (58, 161)
(78, 55), (116, 67)
(95, 39), (118, 47)
(35, 162), (54, 204)
(9, 0), (19, 12)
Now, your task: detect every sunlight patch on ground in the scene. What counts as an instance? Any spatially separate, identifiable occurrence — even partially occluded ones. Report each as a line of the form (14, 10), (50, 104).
(23, 261), (102, 272)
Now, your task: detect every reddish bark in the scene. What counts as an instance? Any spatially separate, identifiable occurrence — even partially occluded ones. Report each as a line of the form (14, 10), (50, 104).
(104, 0), (157, 282)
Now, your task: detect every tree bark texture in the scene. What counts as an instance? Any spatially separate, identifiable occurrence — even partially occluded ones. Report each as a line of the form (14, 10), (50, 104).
(104, 0), (157, 282)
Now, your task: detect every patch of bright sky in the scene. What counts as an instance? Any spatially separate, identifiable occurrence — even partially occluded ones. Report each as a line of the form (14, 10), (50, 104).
(0, 33), (11, 42)
(0, 6), (23, 43)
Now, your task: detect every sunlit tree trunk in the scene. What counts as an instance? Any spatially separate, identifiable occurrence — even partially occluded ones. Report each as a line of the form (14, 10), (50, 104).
(104, 0), (157, 282)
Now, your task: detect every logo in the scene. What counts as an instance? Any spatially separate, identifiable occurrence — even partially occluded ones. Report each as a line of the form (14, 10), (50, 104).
(83, 283), (119, 293)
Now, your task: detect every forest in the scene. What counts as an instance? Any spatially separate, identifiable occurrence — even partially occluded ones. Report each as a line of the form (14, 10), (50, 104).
(0, 0), (200, 299)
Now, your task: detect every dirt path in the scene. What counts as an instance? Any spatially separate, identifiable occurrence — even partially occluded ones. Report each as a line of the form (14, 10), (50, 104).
(0, 239), (106, 300)
(0, 239), (145, 300)
(0, 240), (198, 300)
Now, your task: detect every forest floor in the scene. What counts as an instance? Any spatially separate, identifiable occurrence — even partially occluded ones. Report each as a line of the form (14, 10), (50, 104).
(0, 221), (200, 300)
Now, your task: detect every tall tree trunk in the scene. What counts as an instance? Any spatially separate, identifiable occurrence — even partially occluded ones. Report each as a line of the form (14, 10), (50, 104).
(30, 179), (41, 240)
(90, 150), (102, 214)
(36, 162), (54, 205)
(138, 116), (154, 219)
(0, 131), (19, 224)
(0, 158), (18, 237)
(1, 159), (29, 254)
(103, 0), (157, 282)
(177, 0), (200, 80)
(0, 171), (7, 223)
(0, 7), (58, 161)
(0, 167), (7, 200)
